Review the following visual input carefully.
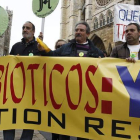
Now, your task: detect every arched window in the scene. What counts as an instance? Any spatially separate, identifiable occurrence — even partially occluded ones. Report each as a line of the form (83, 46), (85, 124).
(99, 14), (103, 27)
(99, 14), (105, 27)
(107, 10), (113, 24)
(96, 0), (112, 6)
(94, 17), (98, 29)
(103, 17), (105, 25)
(110, 12), (113, 22)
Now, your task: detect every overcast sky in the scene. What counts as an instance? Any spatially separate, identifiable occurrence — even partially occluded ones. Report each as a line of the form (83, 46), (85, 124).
(0, 0), (61, 51)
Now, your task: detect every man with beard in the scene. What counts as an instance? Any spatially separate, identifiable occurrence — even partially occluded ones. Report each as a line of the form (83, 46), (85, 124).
(9, 21), (41, 56)
(110, 23), (140, 62)
(3, 21), (41, 140)
(37, 21), (104, 140)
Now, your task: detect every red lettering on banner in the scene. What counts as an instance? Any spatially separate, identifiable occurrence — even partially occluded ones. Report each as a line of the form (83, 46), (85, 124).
(116, 24), (126, 40)
(0, 65), (4, 93)
(85, 65), (98, 113)
(102, 77), (112, 92)
(3, 63), (9, 104)
(10, 62), (26, 103)
(116, 24), (122, 38)
(0, 60), (113, 115)
(101, 77), (113, 114)
(122, 24), (126, 40)
(43, 64), (48, 106)
(27, 64), (40, 105)
(49, 64), (64, 109)
(66, 64), (82, 110)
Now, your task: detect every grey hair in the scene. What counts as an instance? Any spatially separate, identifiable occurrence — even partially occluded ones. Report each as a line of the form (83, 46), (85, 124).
(25, 21), (35, 31)
(75, 21), (90, 34)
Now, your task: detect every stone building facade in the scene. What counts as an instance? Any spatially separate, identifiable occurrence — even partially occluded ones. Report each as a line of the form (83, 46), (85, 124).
(0, 8), (13, 56)
(60, 0), (140, 55)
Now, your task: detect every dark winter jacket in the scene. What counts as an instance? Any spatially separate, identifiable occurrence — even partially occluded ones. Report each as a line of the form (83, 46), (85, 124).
(110, 42), (140, 59)
(41, 39), (104, 58)
(10, 37), (41, 56)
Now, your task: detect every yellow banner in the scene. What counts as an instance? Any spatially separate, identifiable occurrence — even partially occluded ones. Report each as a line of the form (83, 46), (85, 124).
(0, 56), (140, 140)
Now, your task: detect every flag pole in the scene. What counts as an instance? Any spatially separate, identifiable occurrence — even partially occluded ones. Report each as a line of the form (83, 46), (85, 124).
(41, 17), (45, 34)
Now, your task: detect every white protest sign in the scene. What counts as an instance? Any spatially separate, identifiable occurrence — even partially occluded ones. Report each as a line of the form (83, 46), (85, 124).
(114, 4), (140, 42)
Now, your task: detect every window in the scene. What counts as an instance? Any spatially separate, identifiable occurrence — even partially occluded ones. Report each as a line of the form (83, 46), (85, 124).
(94, 18), (98, 29)
(107, 10), (113, 24)
(99, 14), (105, 27)
(96, 0), (112, 6)
(103, 18), (105, 25)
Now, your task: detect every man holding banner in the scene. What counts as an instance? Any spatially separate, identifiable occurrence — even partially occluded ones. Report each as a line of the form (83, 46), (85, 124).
(111, 22), (140, 61)
(3, 21), (41, 140)
(37, 21), (104, 140)
(37, 21), (104, 58)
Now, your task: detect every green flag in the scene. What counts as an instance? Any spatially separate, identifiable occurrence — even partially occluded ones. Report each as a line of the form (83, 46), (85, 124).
(0, 6), (9, 36)
(32, 0), (59, 18)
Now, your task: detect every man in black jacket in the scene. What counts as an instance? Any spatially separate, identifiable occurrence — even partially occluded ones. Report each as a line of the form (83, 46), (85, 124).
(38, 21), (104, 140)
(10, 21), (41, 56)
(3, 21), (41, 140)
(39, 21), (104, 58)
